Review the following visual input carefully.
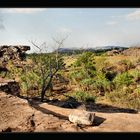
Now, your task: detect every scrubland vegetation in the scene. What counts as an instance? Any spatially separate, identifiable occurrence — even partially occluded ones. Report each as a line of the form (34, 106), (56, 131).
(1, 45), (140, 111)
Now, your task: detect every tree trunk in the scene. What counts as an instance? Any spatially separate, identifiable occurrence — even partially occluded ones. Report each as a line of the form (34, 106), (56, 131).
(41, 77), (53, 102)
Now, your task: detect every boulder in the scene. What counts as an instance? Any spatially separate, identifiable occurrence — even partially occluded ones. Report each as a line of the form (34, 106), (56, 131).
(0, 45), (30, 63)
(68, 110), (95, 126)
(0, 78), (20, 96)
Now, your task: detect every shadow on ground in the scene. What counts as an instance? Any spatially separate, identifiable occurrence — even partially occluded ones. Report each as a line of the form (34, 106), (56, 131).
(27, 98), (106, 127)
(26, 96), (138, 114)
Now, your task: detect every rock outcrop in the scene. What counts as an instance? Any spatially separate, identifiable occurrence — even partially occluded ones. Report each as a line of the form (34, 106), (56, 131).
(106, 49), (122, 56)
(0, 45), (30, 75)
(0, 77), (20, 96)
(0, 45), (30, 64)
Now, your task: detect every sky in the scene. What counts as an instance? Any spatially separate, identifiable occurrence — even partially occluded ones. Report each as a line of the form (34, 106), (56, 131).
(0, 8), (140, 52)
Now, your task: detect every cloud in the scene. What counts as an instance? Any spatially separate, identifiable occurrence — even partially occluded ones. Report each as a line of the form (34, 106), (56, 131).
(0, 8), (47, 14)
(126, 10), (140, 20)
(106, 21), (118, 25)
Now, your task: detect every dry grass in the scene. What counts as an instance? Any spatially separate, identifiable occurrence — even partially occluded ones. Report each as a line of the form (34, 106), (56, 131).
(106, 55), (138, 64)
(63, 55), (79, 67)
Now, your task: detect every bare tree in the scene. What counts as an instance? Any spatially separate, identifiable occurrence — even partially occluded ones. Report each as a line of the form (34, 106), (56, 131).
(30, 35), (68, 102)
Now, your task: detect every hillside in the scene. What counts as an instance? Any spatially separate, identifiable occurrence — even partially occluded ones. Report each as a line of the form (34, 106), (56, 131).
(122, 47), (140, 57)
(56, 46), (128, 54)
(1, 45), (140, 132)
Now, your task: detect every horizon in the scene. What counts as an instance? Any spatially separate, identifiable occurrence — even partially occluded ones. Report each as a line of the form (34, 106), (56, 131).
(0, 8), (140, 53)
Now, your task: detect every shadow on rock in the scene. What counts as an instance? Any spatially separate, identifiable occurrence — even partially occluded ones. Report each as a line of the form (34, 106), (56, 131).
(93, 116), (106, 126)
(85, 102), (138, 114)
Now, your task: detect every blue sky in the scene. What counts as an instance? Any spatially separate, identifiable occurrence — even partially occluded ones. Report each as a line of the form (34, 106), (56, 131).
(0, 8), (140, 52)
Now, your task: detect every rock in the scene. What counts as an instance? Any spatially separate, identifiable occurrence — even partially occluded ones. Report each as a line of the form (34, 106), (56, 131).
(68, 110), (95, 126)
(106, 49), (122, 56)
(0, 78), (20, 96)
(0, 45), (30, 64)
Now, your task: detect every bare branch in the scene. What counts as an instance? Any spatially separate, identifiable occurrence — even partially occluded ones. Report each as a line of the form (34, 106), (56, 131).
(52, 34), (69, 49)
(30, 41), (42, 52)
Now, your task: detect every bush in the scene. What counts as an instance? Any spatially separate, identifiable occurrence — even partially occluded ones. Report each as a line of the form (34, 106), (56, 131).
(72, 91), (96, 102)
(69, 70), (87, 82)
(92, 72), (112, 94)
(113, 72), (133, 88)
(74, 52), (95, 68)
(80, 78), (95, 91)
(20, 70), (41, 95)
(129, 69), (140, 83)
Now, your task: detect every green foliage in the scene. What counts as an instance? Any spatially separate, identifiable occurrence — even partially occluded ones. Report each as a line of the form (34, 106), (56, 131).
(130, 69), (140, 80)
(20, 69), (41, 95)
(113, 72), (133, 88)
(69, 70), (87, 82)
(72, 91), (96, 102)
(80, 78), (95, 91)
(5, 52), (65, 98)
(80, 78), (95, 86)
(93, 72), (112, 93)
(74, 52), (95, 67)
(6, 61), (23, 79)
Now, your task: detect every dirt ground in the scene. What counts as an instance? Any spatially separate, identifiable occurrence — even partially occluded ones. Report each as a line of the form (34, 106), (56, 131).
(0, 91), (140, 132)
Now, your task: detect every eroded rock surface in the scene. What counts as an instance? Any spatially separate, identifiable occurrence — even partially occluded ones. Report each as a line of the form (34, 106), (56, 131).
(0, 45), (30, 62)
(1, 91), (140, 132)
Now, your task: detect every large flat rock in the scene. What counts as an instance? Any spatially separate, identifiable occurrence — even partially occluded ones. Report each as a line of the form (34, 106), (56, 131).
(0, 91), (140, 132)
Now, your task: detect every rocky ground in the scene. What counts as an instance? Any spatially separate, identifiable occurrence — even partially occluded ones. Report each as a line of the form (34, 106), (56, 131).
(0, 91), (140, 132)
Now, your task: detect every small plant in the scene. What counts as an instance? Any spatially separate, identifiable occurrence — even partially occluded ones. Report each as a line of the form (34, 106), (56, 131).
(80, 78), (95, 91)
(130, 69), (140, 83)
(72, 91), (96, 102)
(92, 72), (112, 94)
(113, 72), (133, 88)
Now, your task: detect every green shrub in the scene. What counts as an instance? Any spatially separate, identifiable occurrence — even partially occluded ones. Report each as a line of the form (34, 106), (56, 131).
(113, 72), (133, 88)
(80, 78), (95, 86)
(72, 91), (96, 102)
(69, 70), (87, 82)
(74, 52), (95, 67)
(80, 78), (95, 91)
(129, 69), (140, 83)
(92, 72), (112, 93)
